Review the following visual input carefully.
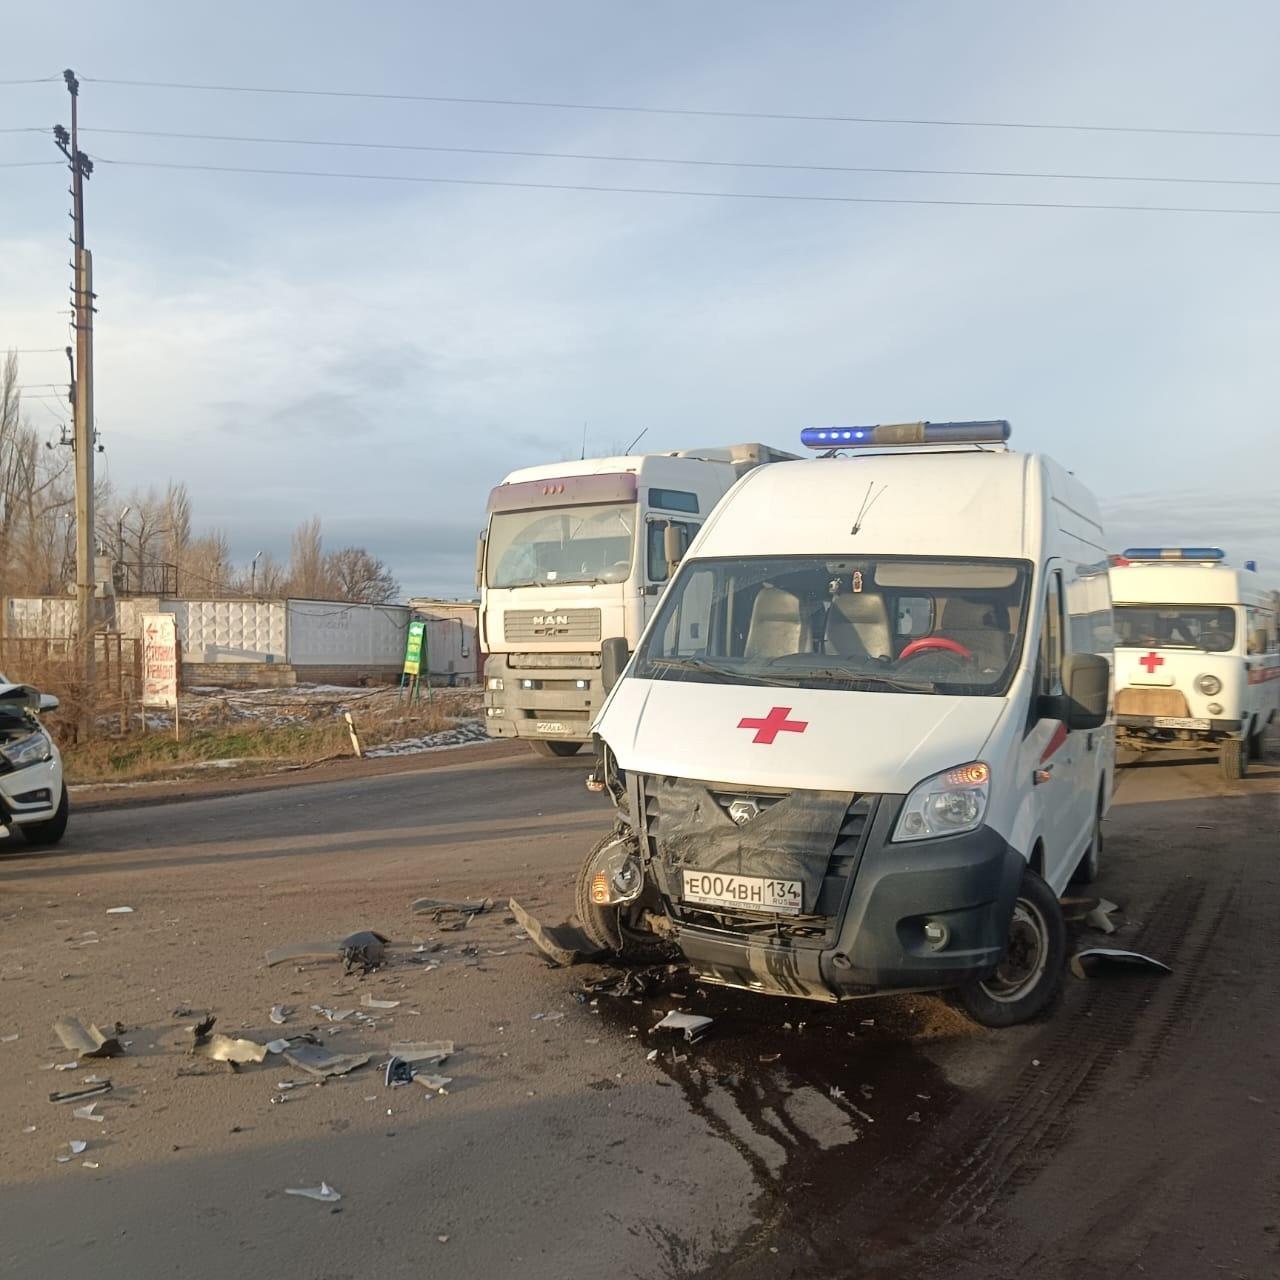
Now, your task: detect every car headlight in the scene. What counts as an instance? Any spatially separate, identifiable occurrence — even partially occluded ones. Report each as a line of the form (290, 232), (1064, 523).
(0, 731), (53, 770)
(1195, 673), (1222, 696)
(486, 677), (504, 691)
(893, 762), (990, 842)
(587, 833), (645, 906)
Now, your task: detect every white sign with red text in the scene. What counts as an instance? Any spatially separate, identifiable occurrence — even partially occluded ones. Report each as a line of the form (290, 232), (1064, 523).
(141, 613), (179, 708)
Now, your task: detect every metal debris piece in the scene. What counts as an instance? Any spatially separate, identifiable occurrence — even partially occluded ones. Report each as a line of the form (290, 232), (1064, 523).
(410, 896), (494, 920)
(265, 1039), (292, 1055)
(284, 1044), (371, 1078)
(264, 930), (390, 972)
(508, 898), (607, 967)
(310, 1005), (356, 1023)
(532, 1011), (565, 1022)
(73, 1102), (105, 1123)
(1085, 898), (1121, 934)
(204, 1034), (269, 1065)
(388, 1040), (453, 1066)
(69, 1139), (88, 1154)
(49, 1081), (112, 1104)
(285, 1182), (341, 1203)
(1070, 948), (1172, 980)
(269, 1005), (291, 1025)
(415, 1073), (452, 1092)
(1, 1032), (18, 1043)
(53, 1016), (123, 1059)
(385, 1057), (415, 1087)
(654, 1011), (713, 1044)
(105, 907), (134, 915)
(360, 995), (400, 1010)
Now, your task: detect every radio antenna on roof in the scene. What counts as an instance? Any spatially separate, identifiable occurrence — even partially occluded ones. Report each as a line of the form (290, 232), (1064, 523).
(624, 426), (648, 453)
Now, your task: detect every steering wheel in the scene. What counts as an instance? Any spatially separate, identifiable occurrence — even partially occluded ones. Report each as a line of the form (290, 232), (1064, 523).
(898, 636), (974, 663)
(1199, 630), (1231, 652)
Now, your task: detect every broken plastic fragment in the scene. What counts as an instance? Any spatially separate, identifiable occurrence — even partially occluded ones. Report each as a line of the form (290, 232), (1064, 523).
(415, 1073), (452, 1091)
(203, 1034), (269, 1065)
(284, 1044), (371, 1078)
(69, 1139), (87, 1154)
(310, 1005), (356, 1023)
(646, 1049), (659, 1063)
(73, 1103), (104, 1123)
(106, 906), (134, 915)
(53, 1015), (122, 1059)
(508, 898), (606, 967)
(265, 930), (390, 971)
(360, 995), (400, 1010)
(1085, 898), (1121, 935)
(385, 1057), (415, 1088)
(265, 1039), (292, 1055)
(388, 1040), (453, 1066)
(654, 1012), (713, 1043)
(0, 1033), (18, 1043)
(269, 1005), (291, 1025)
(82, 1160), (100, 1169)
(1070, 948), (1172, 979)
(50, 1081), (112, 1104)
(284, 1182), (341, 1203)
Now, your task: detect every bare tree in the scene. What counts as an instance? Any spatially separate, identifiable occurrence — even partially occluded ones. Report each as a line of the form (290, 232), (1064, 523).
(287, 516), (336, 599)
(327, 546), (400, 604)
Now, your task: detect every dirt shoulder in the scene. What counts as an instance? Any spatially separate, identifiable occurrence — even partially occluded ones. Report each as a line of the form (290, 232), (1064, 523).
(69, 738), (528, 812)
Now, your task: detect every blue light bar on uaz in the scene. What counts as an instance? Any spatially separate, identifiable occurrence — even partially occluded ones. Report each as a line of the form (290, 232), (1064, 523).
(1120, 547), (1226, 561)
(801, 420), (1011, 450)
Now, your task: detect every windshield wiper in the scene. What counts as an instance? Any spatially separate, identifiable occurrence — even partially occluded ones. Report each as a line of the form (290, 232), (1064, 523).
(776, 667), (937, 693)
(646, 657), (785, 686)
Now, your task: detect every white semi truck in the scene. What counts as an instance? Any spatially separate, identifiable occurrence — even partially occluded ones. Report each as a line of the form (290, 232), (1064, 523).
(478, 444), (795, 756)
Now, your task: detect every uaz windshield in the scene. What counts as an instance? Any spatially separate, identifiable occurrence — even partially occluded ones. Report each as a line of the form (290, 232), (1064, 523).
(1114, 605), (1236, 653)
(487, 503), (636, 589)
(634, 555), (1031, 696)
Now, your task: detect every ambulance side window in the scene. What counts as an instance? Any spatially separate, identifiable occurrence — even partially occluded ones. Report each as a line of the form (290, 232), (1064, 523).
(1247, 607), (1275, 656)
(1037, 571), (1064, 698)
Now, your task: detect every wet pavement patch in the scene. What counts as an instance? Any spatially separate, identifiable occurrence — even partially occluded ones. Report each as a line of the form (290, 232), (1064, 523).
(589, 970), (972, 1276)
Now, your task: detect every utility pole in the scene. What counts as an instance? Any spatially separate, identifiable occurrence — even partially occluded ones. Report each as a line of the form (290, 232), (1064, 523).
(54, 68), (96, 676)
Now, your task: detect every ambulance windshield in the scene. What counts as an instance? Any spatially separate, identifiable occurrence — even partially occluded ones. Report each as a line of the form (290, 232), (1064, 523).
(1114, 605), (1236, 652)
(635, 555), (1031, 696)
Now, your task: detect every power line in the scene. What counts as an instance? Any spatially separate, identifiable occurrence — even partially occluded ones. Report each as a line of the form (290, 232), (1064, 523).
(73, 125), (1280, 189)
(91, 155), (1280, 217)
(80, 75), (1280, 141)
(0, 159), (63, 167)
(0, 76), (59, 85)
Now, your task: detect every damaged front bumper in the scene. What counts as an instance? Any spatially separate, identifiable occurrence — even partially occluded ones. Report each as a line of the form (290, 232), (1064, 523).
(636, 774), (1023, 1003)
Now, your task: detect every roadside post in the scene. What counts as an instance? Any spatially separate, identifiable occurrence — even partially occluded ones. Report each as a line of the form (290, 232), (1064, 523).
(140, 613), (180, 740)
(402, 618), (427, 705)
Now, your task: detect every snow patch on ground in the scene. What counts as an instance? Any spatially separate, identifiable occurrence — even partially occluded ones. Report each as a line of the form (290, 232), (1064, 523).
(365, 719), (489, 757)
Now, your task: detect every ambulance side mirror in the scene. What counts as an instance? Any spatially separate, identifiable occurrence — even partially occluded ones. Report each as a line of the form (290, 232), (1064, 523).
(1060, 653), (1109, 731)
(601, 637), (630, 694)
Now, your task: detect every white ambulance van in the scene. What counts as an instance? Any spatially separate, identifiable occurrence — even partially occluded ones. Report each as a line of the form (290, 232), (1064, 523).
(1109, 548), (1279, 779)
(577, 421), (1114, 1027)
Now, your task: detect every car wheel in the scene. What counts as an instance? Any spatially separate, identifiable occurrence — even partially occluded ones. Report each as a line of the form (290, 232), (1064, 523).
(958, 868), (1066, 1028)
(530, 740), (581, 758)
(18, 784), (69, 847)
(1070, 792), (1104, 885)
(573, 833), (670, 961)
(1220, 737), (1247, 781)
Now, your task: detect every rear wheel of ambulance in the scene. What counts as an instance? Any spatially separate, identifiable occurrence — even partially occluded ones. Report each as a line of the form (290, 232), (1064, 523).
(1219, 737), (1247, 781)
(530, 740), (581, 759)
(957, 868), (1065, 1028)
(573, 833), (670, 962)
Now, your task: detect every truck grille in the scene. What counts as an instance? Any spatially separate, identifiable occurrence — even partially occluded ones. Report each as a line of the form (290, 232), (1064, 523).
(502, 608), (601, 643)
(639, 777), (875, 945)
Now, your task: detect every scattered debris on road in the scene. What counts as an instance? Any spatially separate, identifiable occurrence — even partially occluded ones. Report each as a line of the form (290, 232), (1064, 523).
(49, 1080), (112, 1104)
(53, 1016), (124, 1059)
(265, 929), (391, 972)
(73, 1102), (105, 1122)
(1070, 948), (1173, 979)
(105, 906), (134, 915)
(203, 1033), (270, 1066)
(389, 1040), (453, 1066)
(285, 1182), (342, 1203)
(269, 1004), (291, 1025)
(284, 1044), (371, 1078)
(410, 896), (495, 929)
(508, 898), (607, 966)
(654, 1011), (713, 1044)
(360, 995), (400, 1010)
(311, 1005), (357, 1022)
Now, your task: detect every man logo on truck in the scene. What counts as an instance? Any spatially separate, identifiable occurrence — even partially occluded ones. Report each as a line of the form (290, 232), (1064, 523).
(531, 614), (570, 635)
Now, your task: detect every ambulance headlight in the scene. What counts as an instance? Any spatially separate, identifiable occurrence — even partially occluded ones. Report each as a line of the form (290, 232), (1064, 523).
(0, 730), (53, 770)
(1195, 674), (1221, 696)
(893, 762), (990, 842)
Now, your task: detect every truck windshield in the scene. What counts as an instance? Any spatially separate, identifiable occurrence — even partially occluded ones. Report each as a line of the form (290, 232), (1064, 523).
(634, 555), (1031, 696)
(487, 503), (636, 589)
(1114, 605), (1236, 652)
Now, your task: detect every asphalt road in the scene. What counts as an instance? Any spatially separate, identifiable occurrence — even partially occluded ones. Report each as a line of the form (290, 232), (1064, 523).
(2, 742), (1278, 1280)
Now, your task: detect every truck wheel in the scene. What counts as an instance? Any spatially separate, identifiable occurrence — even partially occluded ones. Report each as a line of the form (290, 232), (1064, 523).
(530, 740), (581, 759)
(18, 785), (69, 847)
(572, 833), (669, 961)
(1070, 792), (1104, 885)
(1220, 737), (1247, 781)
(957, 868), (1065, 1029)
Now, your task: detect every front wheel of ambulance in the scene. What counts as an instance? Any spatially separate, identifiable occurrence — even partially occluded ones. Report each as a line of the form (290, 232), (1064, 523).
(573, 832), (671, 962)
(1219, 737), (1247, 782)
(18, 784), (69, 847)
(957, 868), (1065, 1028)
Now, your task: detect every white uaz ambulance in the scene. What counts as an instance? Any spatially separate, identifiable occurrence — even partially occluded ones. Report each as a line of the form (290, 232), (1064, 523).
(577, 421), (1114, 1027)
(1109, 548), (1279, 780)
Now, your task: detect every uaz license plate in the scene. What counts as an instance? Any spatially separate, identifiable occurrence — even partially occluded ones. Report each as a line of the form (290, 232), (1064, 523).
(1154, 716), (1210, 729)
(681, 870), (802, 916)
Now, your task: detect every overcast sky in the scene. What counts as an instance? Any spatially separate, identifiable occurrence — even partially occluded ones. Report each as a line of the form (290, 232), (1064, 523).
(3, 2), (1278, 596)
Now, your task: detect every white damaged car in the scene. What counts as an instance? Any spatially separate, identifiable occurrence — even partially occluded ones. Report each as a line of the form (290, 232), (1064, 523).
(0, 678), (68, 847)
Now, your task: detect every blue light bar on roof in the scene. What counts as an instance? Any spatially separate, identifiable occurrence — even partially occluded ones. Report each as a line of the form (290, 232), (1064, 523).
(801, 420), (1011, 450)
(1121, 547), (1226, 561)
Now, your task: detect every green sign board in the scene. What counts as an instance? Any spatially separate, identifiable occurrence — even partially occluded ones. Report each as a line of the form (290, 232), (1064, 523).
(404, 619), (426, 676)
